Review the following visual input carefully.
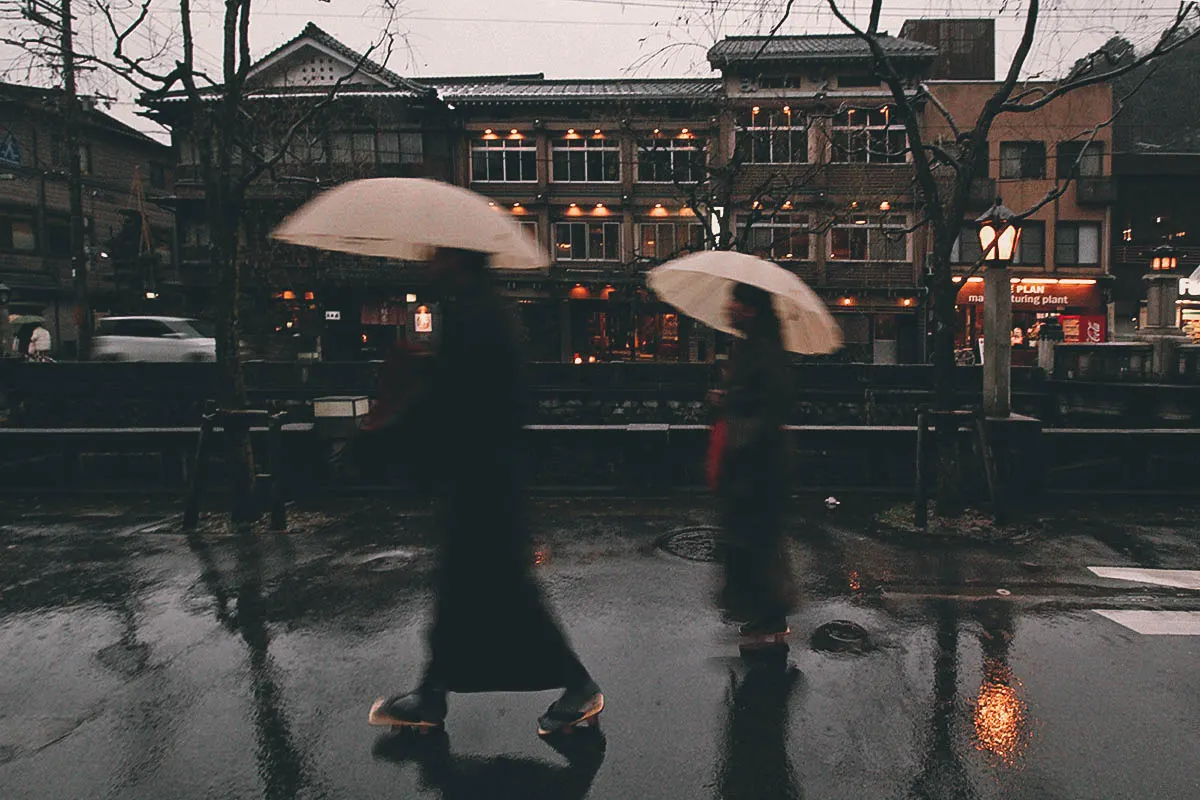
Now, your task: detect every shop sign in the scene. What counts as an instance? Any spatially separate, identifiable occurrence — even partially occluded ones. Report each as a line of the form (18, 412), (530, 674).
(1180, 276), (1200, 298)
(414, 306), (433, 333)
(956, 280), (1100, 309)
(1061, 314), (1107, 343)
(325, 310), (341, 321)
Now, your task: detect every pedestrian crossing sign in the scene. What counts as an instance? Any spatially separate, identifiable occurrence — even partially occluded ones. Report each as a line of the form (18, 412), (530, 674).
(0, 133), (20, 166)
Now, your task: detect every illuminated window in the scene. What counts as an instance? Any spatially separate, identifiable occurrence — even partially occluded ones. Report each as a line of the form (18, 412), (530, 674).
(830, 215), (908, 261)
(737, 109), (807, 164)
(555, 221), (620, 261)
(831, 106), (907, 164)
(637, 222), (704, 259)
(737, 213), (810, 261)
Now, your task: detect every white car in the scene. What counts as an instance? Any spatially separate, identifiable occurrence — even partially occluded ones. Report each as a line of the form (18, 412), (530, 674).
(92, 316), (217, 362)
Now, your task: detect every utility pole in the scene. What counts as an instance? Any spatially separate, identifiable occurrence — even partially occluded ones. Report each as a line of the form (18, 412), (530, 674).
(61, 0), (90, 359)
(23, 0), (90, 358)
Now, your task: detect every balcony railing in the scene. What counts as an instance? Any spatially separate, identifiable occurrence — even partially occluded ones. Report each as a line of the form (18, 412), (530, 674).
(1075, 177), (1117, 206)
(1113, 244), (1200, 271)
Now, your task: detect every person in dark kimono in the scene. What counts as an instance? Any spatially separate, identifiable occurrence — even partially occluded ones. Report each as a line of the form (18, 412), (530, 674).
(371, 247), (603, 737)
(711, 282), (796, 640)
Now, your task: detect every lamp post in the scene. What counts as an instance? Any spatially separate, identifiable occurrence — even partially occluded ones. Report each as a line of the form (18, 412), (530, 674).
(0, 283), (11, 358)
(1141, 243), (1186, 378)
(977, 199), (1022, 418)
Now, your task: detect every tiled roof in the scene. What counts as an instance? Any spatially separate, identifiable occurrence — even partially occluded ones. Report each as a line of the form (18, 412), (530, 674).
(423, 76), (721, 104)
(253, 23), (431, 97)
(0, 82), (167, 148)
(708, 34), (937, 66)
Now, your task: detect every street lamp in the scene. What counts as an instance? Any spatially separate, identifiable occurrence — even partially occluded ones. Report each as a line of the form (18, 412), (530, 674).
(976, 199), (1022, 418)
(1150, 243), (1181, 273)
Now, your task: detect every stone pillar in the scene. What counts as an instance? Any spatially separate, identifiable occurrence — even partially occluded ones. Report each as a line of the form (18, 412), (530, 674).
(983, 265), (1012, 418)
(1141, 272), (1188, 379)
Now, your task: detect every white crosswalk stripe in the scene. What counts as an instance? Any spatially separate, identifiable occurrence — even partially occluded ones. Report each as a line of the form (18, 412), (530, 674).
(1094, 610), (1200, 635)
(1087, 567), (1200, 591)
(1088, 567), (1200, 634)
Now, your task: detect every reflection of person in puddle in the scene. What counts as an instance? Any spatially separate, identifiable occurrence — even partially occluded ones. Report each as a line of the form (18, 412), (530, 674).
(716, 651), (803, 800)
(373, 728), (606, 800)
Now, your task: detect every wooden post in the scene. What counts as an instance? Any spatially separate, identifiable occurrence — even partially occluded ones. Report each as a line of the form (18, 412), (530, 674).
(183, 402), (217, 532)
(974, 412), (1003, 525)
(267, 411), (287, 532)
(915, 406), (929, 529)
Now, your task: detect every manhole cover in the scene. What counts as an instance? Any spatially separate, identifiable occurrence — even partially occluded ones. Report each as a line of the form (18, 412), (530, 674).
(811, 620), (871, 655)
(657, 526), (723, 562)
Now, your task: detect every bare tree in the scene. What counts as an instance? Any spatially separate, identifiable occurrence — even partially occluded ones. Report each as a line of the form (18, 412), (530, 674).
(75, 0), (403, 522)
(819, 0), (1200, 511)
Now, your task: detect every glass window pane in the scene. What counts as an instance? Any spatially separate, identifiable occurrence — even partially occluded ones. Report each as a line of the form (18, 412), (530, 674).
(1055, 224), (1079, 264)
(850, 227), (868, 259)
(353, 133), (374, 165)
(604, 223), (620, 259)
(378, 132), (400, 163)
(1078, 224), (1100, 264)
(1000, 144), (1021, 179)
(568, 150), (586, 181)
(556, 224), (573, 259)
(332, 134), (352, 163)
(11, 219), (35, 251)
(640, 224), (658, 258)
(831, 229), (850, 259)
(571, 223), (587, 258)
(399, 132), (423, 164)
(552, 150), (569, 181)
(485, 150), (503, 180)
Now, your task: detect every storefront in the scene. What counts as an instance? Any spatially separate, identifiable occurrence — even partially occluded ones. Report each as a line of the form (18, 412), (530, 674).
(954, 277), (1106, 366)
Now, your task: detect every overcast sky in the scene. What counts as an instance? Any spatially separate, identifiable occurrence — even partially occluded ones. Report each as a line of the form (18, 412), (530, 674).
(1, 0), (1187, 138)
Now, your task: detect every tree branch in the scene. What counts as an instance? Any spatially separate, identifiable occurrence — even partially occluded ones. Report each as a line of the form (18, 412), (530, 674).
(1001, 3), (1200, 113)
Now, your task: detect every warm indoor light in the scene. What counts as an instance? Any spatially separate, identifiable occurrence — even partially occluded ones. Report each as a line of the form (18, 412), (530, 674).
(781, 201), (793, 210)
(841, 297), (854, 306)
(145, 291), (158, 300)
(595, 203), (605, 209)
(880, 201), (892, 211)
(752, 106), (760, 114)
(902, 297), (913, 307)
(1151, 244), (1181, 273)
(406, 293), (418, 303)
(282, 290), (296, 300)
(304, 291), (315, 300)
(783, 106), (791, 114)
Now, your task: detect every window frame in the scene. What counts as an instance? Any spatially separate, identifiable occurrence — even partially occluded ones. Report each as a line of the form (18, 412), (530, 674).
(737, 109), (808, 165)
(999, 141), (1047, 179)
(736, 213), (812, 261)
(471, 134), (537, 183)
(1056, 140), (1104, 179)
(1054, 221), (1102, 267)
(551, 135), (620, 183)
(554, 220), (622, 261)
(829, 106), (908, 165)
(829, 214), (910, 262)
(637, 221), (705, 260)
(637, 135), (707, 183)
(0, 212), (38, 252)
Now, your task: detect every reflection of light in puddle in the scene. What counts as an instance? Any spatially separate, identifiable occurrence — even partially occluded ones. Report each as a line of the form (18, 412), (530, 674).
(847, 570), (861, 592)
(972, 659), (1032, 765)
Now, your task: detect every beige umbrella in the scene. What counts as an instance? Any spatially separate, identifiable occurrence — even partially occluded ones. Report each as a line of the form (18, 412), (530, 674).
(271, 178), (548, 269)
(647, 250), (842, 355)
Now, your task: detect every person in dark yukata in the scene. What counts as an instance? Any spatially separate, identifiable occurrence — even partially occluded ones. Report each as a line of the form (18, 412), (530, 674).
(370, 247), (603, 737)
(709, 282), (797, 643)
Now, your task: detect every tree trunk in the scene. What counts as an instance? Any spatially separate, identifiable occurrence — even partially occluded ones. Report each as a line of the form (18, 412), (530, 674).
(211, 204), (258, 525)
(930, 248), (965, 516)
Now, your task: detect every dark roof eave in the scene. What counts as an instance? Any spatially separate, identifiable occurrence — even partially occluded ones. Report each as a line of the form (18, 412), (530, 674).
(709, 52), (937, 68)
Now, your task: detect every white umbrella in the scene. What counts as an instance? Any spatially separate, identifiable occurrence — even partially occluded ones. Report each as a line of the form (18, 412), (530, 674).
(647, 250), (842, 355)
(270, 178), (548, 270)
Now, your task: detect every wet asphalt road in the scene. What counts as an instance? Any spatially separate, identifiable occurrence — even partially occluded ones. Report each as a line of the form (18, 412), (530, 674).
(1, 497), (1199, 800)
